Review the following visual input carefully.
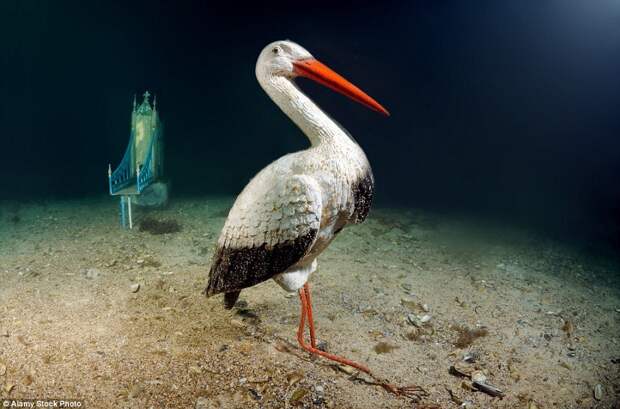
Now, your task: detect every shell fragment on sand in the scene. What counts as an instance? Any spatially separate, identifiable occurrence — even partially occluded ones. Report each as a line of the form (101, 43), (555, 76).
(594, 384), (603, 400)
(449, 364), (504, 398)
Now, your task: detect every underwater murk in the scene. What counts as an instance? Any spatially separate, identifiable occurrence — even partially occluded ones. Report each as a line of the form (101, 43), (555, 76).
(1, 2), (619, 408)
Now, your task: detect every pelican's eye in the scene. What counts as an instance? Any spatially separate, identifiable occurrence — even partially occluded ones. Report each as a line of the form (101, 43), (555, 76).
(272, 47), (280, 55)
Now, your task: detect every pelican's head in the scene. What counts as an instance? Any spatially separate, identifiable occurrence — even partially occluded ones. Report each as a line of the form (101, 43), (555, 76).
(256, 40), (389, 116)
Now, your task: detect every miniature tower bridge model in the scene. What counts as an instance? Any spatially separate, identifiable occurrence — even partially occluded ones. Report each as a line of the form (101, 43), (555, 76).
(108, 91), (164, 228)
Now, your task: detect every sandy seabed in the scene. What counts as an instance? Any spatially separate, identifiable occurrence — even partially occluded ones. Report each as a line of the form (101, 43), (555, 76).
(0, 197), (618, 408)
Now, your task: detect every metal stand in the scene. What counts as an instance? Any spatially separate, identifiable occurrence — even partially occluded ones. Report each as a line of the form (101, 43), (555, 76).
(119, 195), (133, 229)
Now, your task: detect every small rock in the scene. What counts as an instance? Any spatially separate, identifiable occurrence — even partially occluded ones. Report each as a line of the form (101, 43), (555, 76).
(461, 380), (475, 392)
(401, 298), (418, 311)
(1, 329), (9, 337)
(315, 385), (324, 394)
(450, 362), (473, 378)
(0, 364), (6, 376)
(286, 371), (304, 386)
(374, 341), (399, 354)
(21, 374), (33, 386)
(471, 371), (487, 384)
(83, 268), (102, 279)
(290, 388), (308, 405)
(509, 365), (521, 381)
(420, 314), (432, 324)
(4, 383), (15, 394)
(461, 400), (475, 409)
(194, 397), (210, 409)
(336, 364), (355, 375)
(130, 283), (141, 293)
(407, 314), (422, 327)
(463, 351), (479, 363)
(594, 384), (603, 401)
(421, 304), (430, 312)
(230, 319), (245, 328)
(128, 384), (143, 399)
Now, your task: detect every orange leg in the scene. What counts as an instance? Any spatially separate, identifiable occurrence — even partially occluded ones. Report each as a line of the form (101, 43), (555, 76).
(297, 283), (428, 400)
(297, 284), (371, 373)
(303, 283), (317, 348)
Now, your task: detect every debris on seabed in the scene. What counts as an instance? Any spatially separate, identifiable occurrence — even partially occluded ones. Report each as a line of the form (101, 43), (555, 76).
(130, 283), (141, 293)
(21, 374), (33, 386)
(452, 325), (488, 348)
(470, 370), (486, 384)
(561, 319), (574, 338)
(286, 371), (304, 386)
(463, 350), (479, 363)
(290, 388), (309, 405)
(188, 366), (202, 375)
(336, 364), (356, 375)
(449, 363), (504, 398)
(82, 268), (102, 279)
(472, 379), (504, 398)
(374, 341), (399, 354)
(593, 383), (603, 401)
(449, 362), (473, 378)
(194, 397), (209, 409)
(229, 319), (245, 329)
(128, 383), (143, 399)
(408, 314), (422, 327)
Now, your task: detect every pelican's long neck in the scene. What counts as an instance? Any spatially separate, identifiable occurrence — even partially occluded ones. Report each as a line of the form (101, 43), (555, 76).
(258, 74), (355, 148)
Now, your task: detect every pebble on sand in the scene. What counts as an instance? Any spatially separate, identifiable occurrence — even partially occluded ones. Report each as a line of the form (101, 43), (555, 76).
(194, 397), (210, 409)
(130, 283), (141, 293)
(83, 268), (102, 279)
(594, 383), (603, 400)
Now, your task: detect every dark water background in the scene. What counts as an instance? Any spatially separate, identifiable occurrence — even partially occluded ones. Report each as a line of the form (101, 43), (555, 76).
(1, 1), (619, 251)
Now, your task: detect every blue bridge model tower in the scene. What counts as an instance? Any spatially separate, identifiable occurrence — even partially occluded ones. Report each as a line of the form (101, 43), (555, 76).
(108, 91), (164, 228)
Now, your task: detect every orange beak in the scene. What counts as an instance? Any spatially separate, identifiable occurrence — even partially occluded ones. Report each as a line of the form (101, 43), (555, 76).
(293, 58), (390, 116)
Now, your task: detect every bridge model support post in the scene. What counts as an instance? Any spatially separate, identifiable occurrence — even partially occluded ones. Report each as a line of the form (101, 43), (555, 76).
(127, 195), (133, 229)
(119, 196), (128, 229)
